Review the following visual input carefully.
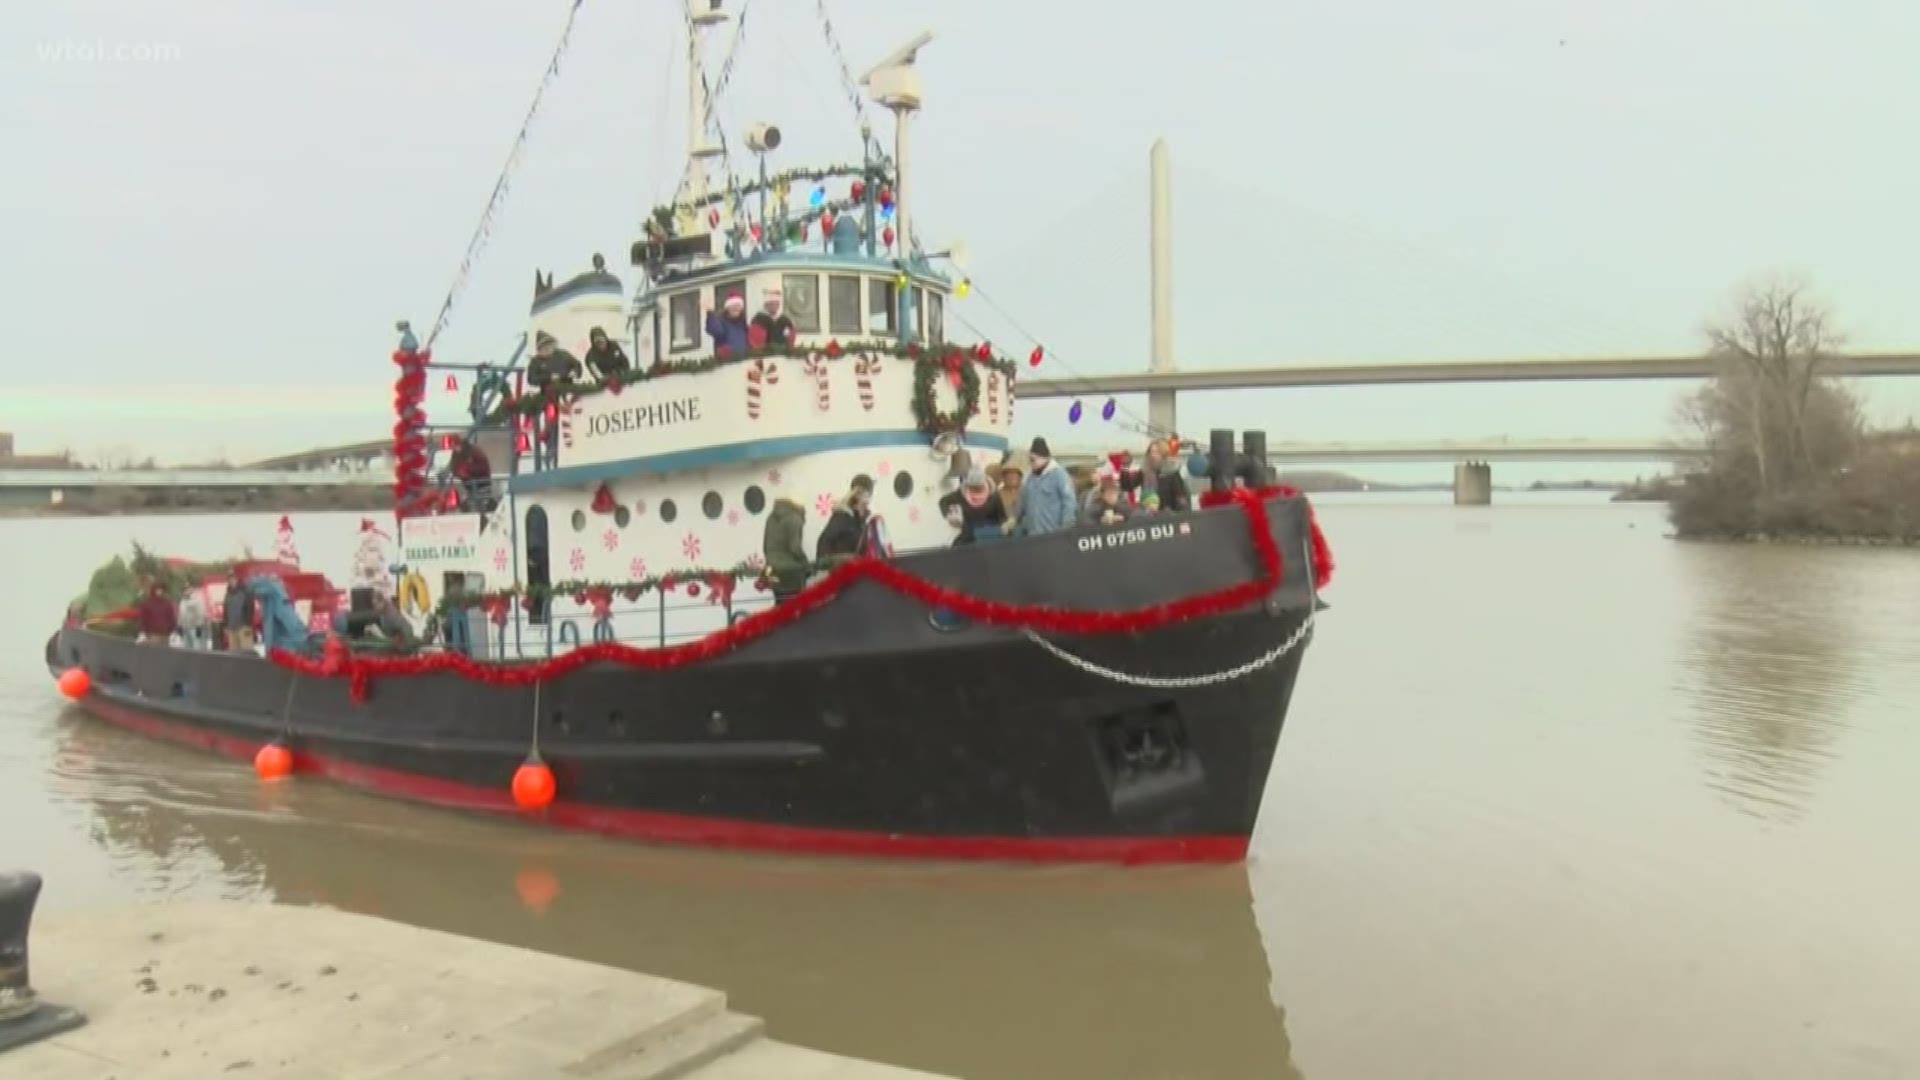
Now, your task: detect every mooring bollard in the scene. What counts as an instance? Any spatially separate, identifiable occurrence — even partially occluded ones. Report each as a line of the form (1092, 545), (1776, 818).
(0, 871), (85, 1053)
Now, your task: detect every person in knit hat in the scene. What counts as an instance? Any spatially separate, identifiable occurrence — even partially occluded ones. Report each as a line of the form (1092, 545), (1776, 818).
(938, 465), (1008, 545)
(1015, 437), (1076, 536)
(527, 330), (581, 391)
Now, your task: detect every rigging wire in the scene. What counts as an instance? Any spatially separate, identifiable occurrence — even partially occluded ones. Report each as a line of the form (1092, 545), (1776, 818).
(423, 0), (588, 351)
(962, 281), (1176, 442)
(813, 0), (873, 141)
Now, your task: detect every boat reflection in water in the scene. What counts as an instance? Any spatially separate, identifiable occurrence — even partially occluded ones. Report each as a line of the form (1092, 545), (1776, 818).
(54, 715), (1303, 1080)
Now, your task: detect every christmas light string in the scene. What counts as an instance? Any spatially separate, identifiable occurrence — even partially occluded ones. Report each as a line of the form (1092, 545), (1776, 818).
(424, 0), (587, 351)
(961, 281), (1174, 442)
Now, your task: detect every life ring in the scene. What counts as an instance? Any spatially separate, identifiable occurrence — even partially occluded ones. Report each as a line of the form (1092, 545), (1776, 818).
(396, 569), (433, 617)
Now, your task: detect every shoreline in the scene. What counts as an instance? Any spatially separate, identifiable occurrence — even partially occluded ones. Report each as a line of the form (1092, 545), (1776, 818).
(1671, 531), (1920, 548)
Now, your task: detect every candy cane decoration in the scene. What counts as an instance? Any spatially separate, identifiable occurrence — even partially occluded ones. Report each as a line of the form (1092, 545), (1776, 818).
(561, 402), (578, 450)
(985, 370), (1000, 423)
(854, 353), (880, 411)
(746, 357), (780, 419)
(803, 354), (831, 412)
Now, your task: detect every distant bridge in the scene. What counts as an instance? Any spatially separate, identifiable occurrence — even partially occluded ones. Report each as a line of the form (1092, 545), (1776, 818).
(1057, 437), (1701, 466)
(0, 469), (376, 489)
(1017, 351), (1920, 399)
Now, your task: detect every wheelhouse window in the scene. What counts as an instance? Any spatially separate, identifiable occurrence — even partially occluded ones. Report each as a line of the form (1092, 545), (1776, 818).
(828, 274), (862, 334)
(868, 278), (896, 335)
(783, 273), (821, 333)
(911, 287), (927, 342)
(928, 291), (945, 344)
(668, 293), (699, 353)
(713, 280), (748, 312)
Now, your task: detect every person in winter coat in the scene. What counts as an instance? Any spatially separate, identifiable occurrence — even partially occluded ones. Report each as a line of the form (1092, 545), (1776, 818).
(1015, 438), (1077, 536)
(939, 467), (1007, 544)
(136, 582), (177, 645)
(526, 331), (582, 391)
(583, 327), (631, 383)
(1084, 467), (1136, 526)
(815, 475), (874, 564)
(761, 495), (811, 603)
(750, 289), (797, 349)
(177, 589), (209, 650)
(223, 570), (258, 652)
(705, 293), (751, 355)
(1124, 439), (1191, 512)
(992, 454), (1025, 534)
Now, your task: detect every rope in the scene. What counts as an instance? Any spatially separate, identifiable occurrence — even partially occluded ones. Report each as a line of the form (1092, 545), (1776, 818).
(814, 0), (873, 137)
(965, 281), (1177, 441)
(1022, 611), (1313, 689)
(424, 0), (587, 350)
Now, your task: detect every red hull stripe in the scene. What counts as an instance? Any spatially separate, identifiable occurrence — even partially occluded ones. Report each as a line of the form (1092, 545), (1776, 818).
(79, 697), (1249, 866)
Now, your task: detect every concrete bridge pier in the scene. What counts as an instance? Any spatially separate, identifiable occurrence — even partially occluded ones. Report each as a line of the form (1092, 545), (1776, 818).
(1453, 461), (1492, 505)
(1148, 139), (1177, 439)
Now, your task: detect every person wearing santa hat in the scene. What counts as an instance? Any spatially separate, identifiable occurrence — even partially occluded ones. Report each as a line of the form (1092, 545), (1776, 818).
(705, 292), (751, 355)
(750, 288), (797, 349)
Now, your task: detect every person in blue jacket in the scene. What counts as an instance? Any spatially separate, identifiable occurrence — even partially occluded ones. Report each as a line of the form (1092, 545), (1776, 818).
(1015, 438), (1077, 536)
(705, 293), (751, 355)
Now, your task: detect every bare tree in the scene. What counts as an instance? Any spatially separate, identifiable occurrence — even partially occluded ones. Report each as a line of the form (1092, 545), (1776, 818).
(1696, 275), (1858, 493)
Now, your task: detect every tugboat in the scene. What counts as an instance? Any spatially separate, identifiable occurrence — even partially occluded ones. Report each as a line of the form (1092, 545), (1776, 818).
(46, 3), (1332, 864)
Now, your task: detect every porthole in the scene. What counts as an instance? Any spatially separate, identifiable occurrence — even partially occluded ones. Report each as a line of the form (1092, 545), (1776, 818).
(743, 485), (766, 514)
(702, 491), (723, 520)
(570, 509), (586, 531)
(613, 505), (631, 528)
(659, 499), (678, 523)
(892, 471), (913, 499)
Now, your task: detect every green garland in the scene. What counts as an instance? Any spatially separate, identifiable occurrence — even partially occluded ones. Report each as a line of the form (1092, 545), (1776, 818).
(649, 163), (894, 233)
(911, 351), (983, 436)
(502, 340), (1016, 420)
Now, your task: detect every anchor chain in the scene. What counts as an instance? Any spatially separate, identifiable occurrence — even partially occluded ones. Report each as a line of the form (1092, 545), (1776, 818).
(1021, 612), (1314, 690)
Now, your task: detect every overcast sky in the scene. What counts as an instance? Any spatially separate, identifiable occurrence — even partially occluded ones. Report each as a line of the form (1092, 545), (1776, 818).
(6, 0), (1917, 482)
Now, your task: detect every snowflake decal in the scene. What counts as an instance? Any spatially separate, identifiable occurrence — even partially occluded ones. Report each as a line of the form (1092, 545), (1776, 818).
(744, 552), (764, 569)
(726, 509), (741, 527)
(628, 556), (647, 579)
(815, 492), (834, 517)
(766, 467), (782, 485)
(877, 461), (893, 477)
(601, 527), (619, 552)
(633, 498), (647, 516)
(907, 505), (922, 524)
(568, 547), (585, 574)
(681, 532), (701, 560)
(491, 548), (509, 572)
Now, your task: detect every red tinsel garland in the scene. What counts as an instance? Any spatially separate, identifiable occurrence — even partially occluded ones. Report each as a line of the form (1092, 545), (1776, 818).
(390, 347), (431, 517)
(1199, 485), (1334, 592)
(270, 487), (1330, 700)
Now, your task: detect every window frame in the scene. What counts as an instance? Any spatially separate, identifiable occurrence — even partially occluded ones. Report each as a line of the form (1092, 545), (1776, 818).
(828, 274), (863, 334)
(868, 278), (897, 335)
(782, 273), (822, 334)
(667, 292), (700, 353)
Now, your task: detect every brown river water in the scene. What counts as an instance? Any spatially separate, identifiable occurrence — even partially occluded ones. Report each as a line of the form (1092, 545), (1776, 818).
(3, 496), (1917, 1079)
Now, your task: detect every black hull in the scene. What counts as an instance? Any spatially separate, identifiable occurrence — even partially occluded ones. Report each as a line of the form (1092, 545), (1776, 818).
(49, 495), (1320, 864)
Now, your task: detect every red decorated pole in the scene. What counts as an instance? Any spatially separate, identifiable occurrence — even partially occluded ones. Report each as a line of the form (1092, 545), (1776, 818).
(390, 344), (431, 519)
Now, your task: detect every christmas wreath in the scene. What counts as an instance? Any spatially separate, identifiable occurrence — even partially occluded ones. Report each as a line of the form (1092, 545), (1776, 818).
(911, 348), (983, 437)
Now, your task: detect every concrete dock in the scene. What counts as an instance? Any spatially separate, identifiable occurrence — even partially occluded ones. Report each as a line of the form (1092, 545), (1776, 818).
(10, 902), (954, 1079)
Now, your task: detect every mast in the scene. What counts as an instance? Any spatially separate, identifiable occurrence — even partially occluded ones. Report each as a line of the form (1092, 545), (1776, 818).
(863, 33), (932, 265)
(678, 0), (729, 212)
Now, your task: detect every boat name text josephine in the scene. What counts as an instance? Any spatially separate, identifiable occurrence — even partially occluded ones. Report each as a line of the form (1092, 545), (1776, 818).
(586, 397), (703, 437)
(1077, 522), (1189, 553)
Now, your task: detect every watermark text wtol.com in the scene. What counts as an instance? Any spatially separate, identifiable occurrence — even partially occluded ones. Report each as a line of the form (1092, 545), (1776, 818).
(35, 39), (182, 64)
